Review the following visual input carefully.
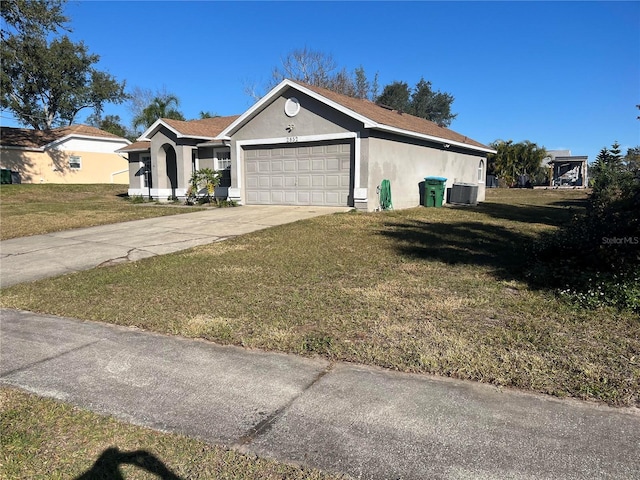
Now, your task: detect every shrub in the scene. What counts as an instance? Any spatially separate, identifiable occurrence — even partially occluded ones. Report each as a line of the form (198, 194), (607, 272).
(530, 143), (640, 313)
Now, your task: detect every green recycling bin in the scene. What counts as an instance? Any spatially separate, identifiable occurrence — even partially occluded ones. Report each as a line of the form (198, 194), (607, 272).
(424, 176), (447, 207)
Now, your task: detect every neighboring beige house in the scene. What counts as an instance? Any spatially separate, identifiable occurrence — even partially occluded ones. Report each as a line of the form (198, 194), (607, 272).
(121, 79), (494, 210)
(0, 125), (131, 184)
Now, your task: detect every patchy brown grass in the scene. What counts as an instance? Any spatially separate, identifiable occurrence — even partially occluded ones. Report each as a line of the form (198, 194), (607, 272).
(2, 188), (638, 406)
(0, 387), (347, 480)
(0, 184), (199, 240)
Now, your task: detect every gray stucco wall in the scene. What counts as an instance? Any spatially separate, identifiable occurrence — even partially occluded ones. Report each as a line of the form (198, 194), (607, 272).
(127, 151), (143, 187)
(367, 134), (486, 210)
(232, 90), (363, 142)
(149, 127), (201, 193)
(229, 88), (365, 203)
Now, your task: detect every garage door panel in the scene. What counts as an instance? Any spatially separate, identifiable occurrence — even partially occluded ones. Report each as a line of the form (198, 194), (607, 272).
(297, 176), (311, 187)
(326, 175), (340, 187)
(285, 191), (297, 203)
(245, 142), (351, 206)
(298, 159), (310, 171)
(326, 158), (339, 170)
(326, 192), (340, 204)
(297, 191), (310, 203)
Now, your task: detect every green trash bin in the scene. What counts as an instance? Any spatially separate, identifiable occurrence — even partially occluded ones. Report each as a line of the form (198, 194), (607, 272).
(1, 169), (12, 185)
(424, 176), (447, 207)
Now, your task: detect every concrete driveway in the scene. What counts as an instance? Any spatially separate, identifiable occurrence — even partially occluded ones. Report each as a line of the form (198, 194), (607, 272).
(0, 205), (350, 288)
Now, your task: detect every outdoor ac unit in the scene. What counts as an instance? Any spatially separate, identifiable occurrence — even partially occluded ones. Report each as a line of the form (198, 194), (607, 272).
(450, 183), (478, 205)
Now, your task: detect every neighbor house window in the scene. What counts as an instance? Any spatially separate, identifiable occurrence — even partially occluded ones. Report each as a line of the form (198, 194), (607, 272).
(216, 150), (231, 170)
(478, 160), (485, 183)
(69, 156), (82, 169)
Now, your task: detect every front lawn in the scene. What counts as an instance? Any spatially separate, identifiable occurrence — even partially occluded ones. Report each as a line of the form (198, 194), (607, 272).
(2, 188), (638, 406)
(0, 184), (200, 240)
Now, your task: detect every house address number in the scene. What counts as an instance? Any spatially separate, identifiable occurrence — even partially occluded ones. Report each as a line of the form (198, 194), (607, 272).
(286, 136), (298, 143)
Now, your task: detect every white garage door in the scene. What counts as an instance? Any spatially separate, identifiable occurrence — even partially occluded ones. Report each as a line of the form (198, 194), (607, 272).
(244, 142), (351, 206)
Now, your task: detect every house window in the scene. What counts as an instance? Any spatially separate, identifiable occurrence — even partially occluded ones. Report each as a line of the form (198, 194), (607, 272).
(215, 150), (231, 170)
(478, 160), (485, 183)
(141, 154), (151, 188)
(69, 156), (82, 169)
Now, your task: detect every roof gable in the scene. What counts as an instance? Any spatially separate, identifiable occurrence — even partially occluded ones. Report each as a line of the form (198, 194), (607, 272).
(216, 79), (494, 154)
(0, 125), (129, 150)
(139, 116), (240, 141)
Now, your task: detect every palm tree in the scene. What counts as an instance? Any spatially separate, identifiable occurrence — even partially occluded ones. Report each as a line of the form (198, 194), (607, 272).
(132, 95), (185, 131)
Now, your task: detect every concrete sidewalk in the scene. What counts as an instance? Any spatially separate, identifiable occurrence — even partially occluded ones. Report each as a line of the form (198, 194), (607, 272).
(2, 309), (638, 479)
(0, 205), (349, 288)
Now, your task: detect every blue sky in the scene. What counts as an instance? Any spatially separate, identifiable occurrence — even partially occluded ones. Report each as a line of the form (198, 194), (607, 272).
(3, 1), (639, 161)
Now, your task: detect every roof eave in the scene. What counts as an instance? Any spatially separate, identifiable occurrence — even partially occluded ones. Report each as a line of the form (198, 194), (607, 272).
(215, 79), (377, 140)
(139, 119), (217, 141)
(0, 145), (44, 152)
(372, 125), (497, 155)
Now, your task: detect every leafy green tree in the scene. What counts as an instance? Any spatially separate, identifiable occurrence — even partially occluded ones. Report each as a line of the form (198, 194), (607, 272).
(87, 113), (128, 138)
(0, 0), (67, 40)
(132, 95), (185, 131)
(1, 0), (127, 129)
(376, 81), (411, 112)
(488, 140), (546, 187)
(410, 78), (457, 127)
(624, 146), (640, 174)
(376, 78), (457, 126)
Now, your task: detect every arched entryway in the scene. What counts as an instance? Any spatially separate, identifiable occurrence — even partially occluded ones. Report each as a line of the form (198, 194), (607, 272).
(157, 144), (178, 198)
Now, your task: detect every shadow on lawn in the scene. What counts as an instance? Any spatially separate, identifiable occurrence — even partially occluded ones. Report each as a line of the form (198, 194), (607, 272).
(472, 199), (587, 226)
(380, 218), (533, 282)
(381, 200), (588, 286)
(74, 447), (183, 480)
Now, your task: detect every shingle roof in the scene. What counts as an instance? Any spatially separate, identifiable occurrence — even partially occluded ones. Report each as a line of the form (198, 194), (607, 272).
(159, 116), (240, 138)
(299, 83), (490, 150)
(0, 125), (127, 149)
(117, 141), (150, 153)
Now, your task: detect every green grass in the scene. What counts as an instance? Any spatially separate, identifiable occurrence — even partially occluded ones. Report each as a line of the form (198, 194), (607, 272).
(0, 386), (346, 479)
(2, 188), (639, 406)
(0, 184), (201, 240)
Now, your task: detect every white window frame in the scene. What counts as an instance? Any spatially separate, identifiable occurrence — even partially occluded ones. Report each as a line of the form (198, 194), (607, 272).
(69, 155), (82, 170)
(478, 159), (485, 183)
(214, 149), (231, 171)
